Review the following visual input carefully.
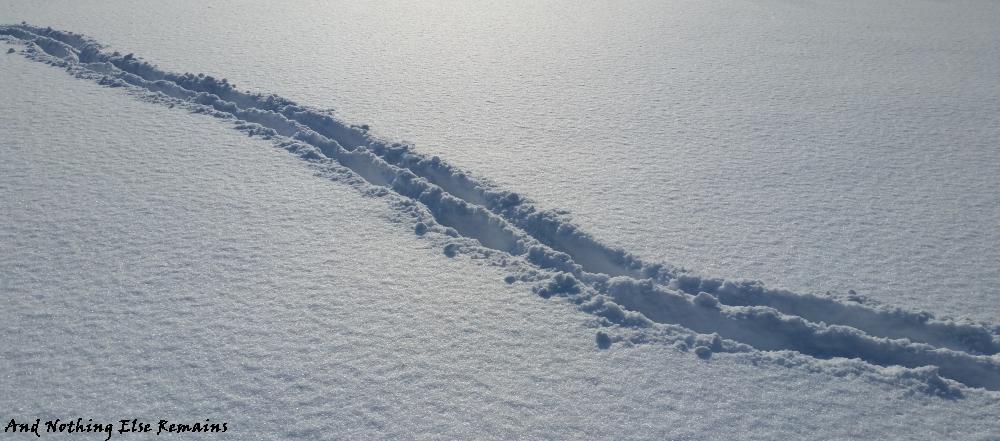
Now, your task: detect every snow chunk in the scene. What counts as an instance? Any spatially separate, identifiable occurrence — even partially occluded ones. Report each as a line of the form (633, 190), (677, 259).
(694, 346), (712, 359)
(443, 243), (459, 257)
(693, 291), (719, 308)
(596, 331), (612, 349)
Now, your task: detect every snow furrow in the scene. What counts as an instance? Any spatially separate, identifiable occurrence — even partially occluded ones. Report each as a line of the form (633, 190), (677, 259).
(13, 22), (991, 358)
(669, 275), (1000, 356)
(598, 278), (1000, 391)
(5, 24), (999, 393)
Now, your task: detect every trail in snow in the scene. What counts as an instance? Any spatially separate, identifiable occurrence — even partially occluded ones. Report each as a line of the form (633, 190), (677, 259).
(4, 24), (999, 395)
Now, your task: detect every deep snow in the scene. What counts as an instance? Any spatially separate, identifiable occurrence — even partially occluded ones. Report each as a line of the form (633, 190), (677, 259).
(1, 0), (996, 322)
(3, 40), (999, 441)
(7, 23), (1000, 392)
(2, 1), (1000, 439)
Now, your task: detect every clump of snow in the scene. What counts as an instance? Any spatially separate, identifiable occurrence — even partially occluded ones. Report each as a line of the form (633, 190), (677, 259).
(694, 346), (712, 359)
(595, 331), (612, 349)
(579, 295), (652, 328)
(534, 273), (581, 299)
(693, 291), (719, 308)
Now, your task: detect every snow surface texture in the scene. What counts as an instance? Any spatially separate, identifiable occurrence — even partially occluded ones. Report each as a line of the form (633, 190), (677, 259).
(3, 22), (1000, 400)
(2, 0), (996, 324)
(3, 39), (1000, 441)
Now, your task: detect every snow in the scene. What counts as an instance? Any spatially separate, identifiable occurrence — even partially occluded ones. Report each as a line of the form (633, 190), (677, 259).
(2, 2), (1000, 439)
(2, 0), (996, 322)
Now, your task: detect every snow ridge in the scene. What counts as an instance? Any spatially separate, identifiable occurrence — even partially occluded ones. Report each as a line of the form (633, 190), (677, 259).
(4, 24), (999, 395)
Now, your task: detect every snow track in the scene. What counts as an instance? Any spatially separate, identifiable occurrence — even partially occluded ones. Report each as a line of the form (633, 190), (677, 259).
(4, 24), (999, 394)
